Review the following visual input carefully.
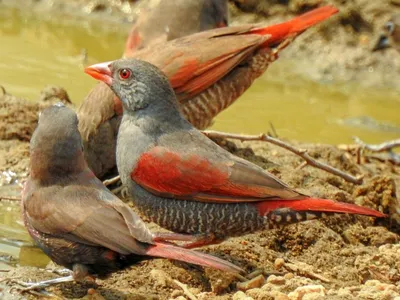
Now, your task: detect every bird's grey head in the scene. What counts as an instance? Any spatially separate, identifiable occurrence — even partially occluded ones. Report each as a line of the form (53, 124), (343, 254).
(31, 104), (84, 169)
(200, 0), (228, 30)
(85, 59), (179, 116)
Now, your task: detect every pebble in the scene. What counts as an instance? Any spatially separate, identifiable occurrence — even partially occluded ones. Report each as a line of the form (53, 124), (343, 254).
(232, 291), (254, 300)
(237, 274), (265, 291)
(267, 274), (286, 285)
(275, 258), (285, 269)
(288, 285), (326, 300)
(284, 273), (295, 280)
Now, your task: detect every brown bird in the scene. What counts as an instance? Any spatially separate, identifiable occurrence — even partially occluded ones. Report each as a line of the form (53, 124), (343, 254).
(78, 0), (228, 179)
(125, 0), (228, 52)
(20, 103), (242, 290)
(78, 5), (338, 179)
(373, 14), (400, 52)
(85, 58), (385, 249)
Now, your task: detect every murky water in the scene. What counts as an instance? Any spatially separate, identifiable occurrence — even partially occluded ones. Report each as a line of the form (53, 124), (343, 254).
(0, 6), (399, 270)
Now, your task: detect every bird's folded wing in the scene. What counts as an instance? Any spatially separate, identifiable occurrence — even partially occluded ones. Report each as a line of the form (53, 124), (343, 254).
(131, 146), (301, 203)
(132, 25), (268, 100)
(77, 82), (119, 140)
(24, 185), (153, 255)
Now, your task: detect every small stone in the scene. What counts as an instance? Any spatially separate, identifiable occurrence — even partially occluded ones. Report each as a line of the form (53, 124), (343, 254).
(288, 285), (326, 300)
(150, 269), (169, 287)
(232, 291), (254, 300)
(267, 275), (286, 285)
(86, 288), (106, 300)
(272, 291), (290, 300)
(237, 274), (265, 291)
(174, 297), (187, 300)
(284, 273), (295, 280)
(170, 289), (183, 298)
(275, 258), (285, 269)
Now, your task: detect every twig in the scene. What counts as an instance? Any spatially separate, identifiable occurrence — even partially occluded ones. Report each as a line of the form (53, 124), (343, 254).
(203, 130), (363, 185)
(353, 137), (400, 153)
(283, 260), (331, 283)
(172, 279), (198, 300)
(0, 196), (20, 201)
(103, 175), (121, 187)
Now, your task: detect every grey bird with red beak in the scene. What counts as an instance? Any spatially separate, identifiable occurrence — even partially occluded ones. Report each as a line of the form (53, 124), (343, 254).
(20, 103), (242, 290)
(85, 59), (385, 248)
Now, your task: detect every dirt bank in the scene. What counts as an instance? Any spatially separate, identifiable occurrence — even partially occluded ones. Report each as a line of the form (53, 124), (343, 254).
(0, 0), (399, 299)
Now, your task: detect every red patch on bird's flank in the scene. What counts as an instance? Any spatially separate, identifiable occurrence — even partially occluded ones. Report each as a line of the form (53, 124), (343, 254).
(131, 147), (229, 196)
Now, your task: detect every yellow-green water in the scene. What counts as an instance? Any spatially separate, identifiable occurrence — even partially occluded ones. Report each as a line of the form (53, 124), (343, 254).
(0, 6), (399, 270)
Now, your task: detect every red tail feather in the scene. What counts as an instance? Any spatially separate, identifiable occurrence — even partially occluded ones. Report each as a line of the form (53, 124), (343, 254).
(146, 242), (242, 273)
(250, 5), (339, 45)
(254, 197), (385, 218)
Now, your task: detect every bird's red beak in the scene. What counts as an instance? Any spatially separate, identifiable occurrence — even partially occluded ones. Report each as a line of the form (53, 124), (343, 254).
(84, 61), (113, 85)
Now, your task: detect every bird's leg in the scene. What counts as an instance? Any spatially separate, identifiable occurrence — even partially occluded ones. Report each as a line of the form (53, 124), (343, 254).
(102, 175), (121, 187)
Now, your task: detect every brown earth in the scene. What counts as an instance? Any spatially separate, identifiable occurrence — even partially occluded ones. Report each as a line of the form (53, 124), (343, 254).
(0, 0), (400, 299)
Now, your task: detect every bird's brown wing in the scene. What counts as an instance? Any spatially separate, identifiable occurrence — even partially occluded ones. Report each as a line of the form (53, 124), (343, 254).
(24, 183), (154, 255)
(77, 82), (121, 141)
(131, 145), (301, 203)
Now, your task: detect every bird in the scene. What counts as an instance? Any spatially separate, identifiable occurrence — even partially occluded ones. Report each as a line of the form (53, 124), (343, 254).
(125, 0), (228, 52)
(373, 14), (400, 52)
(20, 103), (242, 290)
(78, 5), (338, 179)
(78, 0), (228, 179)
(84, 58), (386, 249)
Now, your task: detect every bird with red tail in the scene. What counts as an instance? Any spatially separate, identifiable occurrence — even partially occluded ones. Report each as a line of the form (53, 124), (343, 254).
(78, 0), (228, 179)
(78, 5), (337, 179)
(84, 59), (386, 249)
(20, 103), (242, 290)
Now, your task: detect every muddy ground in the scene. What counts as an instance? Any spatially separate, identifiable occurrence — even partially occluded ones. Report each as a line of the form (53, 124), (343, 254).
(0, 0), (400, 299)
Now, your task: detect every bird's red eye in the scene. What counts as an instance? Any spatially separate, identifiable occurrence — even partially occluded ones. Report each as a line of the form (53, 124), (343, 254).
(119, 69), (131, 80)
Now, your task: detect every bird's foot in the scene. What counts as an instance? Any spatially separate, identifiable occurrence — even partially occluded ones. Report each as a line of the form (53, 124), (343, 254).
(11, 275), (74, 292)
(111, 185), (131, 200)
